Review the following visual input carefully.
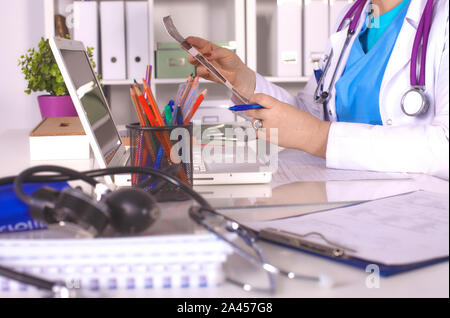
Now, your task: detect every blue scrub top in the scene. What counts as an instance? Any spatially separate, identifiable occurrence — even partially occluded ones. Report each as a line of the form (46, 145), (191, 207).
(335, 0), (411, 125)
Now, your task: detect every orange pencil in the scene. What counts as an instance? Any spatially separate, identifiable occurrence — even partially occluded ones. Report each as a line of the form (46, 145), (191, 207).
(184, 89), (207, 124)
(130, 86), (147, 126)
(133, 83), (157, 127)
(134, 81), (174, 161)
(141, 79), (164, 126)
(130, 86), (153, 183)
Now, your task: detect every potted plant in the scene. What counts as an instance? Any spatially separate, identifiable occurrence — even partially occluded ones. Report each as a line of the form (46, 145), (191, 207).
(18, 37), (99, 118)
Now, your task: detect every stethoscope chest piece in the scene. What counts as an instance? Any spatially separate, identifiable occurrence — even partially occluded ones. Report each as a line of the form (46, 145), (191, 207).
(401, 87), (429, 116)
(315, 0), (435, 119)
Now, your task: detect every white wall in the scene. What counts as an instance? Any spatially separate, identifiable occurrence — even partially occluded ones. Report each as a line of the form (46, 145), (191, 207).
(0, 0), (45, 135)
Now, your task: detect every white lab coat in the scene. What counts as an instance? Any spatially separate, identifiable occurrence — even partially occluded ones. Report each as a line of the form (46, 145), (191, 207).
(254, 0), (449, 180)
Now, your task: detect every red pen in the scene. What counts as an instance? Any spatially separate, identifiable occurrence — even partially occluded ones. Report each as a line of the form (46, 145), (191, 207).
(184, 89), (207, 124)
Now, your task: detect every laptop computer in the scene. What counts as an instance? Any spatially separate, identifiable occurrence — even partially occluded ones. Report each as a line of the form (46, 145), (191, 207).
(50, 37), (272, 185)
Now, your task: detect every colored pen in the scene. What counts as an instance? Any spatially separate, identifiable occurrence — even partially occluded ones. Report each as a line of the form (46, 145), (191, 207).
(164, 104), (173, 125)
(229, 104), (264, 111)
(168, 100), (174, 112)
(313, 61), (323, 84)
(184, 89), (207, 124)
(144, 65), (152, 99)
(182, 76), (199, 114)
(175, 106), (184, 125)
(153, 147), (164, 170)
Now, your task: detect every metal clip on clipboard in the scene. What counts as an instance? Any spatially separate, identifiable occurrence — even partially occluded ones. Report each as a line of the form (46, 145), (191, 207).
(162, 16), (249, 104)
(259, 227), (357, 258)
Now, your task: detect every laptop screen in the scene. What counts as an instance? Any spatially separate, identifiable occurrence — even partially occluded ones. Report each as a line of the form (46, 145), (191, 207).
(60, 49), (121, 162)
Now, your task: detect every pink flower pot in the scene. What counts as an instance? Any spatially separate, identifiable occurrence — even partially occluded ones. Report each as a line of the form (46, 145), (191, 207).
(37, 95), (77, 118)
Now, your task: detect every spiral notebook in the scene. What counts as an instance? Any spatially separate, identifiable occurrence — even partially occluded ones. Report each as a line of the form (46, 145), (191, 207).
(0, 234), (232, 294)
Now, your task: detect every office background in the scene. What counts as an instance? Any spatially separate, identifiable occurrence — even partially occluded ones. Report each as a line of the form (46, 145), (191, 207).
(0, 0), (344, 135)
(0, 0), (448, 298)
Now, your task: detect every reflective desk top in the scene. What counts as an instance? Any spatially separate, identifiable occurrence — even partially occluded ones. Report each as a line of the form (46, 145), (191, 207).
(0, 129), (448, 298)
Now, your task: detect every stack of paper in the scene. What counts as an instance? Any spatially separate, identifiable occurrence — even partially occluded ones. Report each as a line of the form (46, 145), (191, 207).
(245, 191), (449, 267)
(271, 149), (410, 186)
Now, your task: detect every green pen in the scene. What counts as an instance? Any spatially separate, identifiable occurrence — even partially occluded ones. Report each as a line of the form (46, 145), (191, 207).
(164, 104), (173, 125)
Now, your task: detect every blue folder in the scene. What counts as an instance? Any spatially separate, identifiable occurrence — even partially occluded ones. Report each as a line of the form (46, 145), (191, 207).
(275, 240), (448, 277)
(0, 182), (70, 233)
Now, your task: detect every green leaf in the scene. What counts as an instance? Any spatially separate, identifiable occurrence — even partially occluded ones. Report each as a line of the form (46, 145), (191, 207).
(18, 37), (97, 95)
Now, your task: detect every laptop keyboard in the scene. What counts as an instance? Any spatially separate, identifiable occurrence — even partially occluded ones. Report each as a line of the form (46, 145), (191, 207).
(193, 151), (207, 172)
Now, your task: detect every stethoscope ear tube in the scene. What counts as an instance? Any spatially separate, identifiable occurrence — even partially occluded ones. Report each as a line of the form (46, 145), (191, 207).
(314, 0), (434, 119)
(402, 0), (434, 117)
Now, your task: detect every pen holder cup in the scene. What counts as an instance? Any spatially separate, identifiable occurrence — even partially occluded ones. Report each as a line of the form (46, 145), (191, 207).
(126, 123), (193, 202)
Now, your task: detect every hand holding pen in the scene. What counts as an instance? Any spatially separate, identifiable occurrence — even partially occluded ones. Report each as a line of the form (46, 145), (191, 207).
(243, 93), (332, 159)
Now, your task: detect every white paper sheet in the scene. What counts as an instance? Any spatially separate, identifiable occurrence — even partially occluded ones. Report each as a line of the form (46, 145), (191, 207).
(244, 191), (449, 265)
(271, 149), (410, 186)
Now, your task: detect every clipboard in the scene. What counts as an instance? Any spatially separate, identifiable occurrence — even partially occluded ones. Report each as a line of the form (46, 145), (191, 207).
(247, 191), (449, 277)
(258, 227), (449, 277)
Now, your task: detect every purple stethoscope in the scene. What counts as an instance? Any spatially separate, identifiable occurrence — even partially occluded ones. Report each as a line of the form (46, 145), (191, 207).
(314, 0), (434, 117)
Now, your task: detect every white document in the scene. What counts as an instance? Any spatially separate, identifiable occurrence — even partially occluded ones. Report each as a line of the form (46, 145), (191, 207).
(100, 1), (126, 80)
(245, 191), (449, 265)
(271, 149), (410, 186)
(73, 1), (99, 69)
(273, 0), (302, 77)
(303, 0), (330, 76)
(125, 1), (149, 81)
(329, 0), (350, 34)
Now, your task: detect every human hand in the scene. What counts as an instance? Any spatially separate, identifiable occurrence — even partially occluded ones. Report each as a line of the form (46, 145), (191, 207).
(185, 36), (256, 99)
(245, 94), (331, 158)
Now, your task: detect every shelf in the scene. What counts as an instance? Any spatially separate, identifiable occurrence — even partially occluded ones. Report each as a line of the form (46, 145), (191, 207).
(102, 76), (309, 86)
(153, 78), (215, 85)
(265, 76), (310, 83)
(102, 79), (134, 86)
(102, 78), (217, 86)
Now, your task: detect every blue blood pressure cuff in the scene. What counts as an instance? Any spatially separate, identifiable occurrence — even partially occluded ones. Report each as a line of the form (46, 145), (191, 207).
(0, 182), (70, 233)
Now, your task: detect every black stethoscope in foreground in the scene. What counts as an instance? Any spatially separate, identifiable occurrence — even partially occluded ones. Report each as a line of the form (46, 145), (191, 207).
(0, 165), (334, 297)
(314, 0), (434, 117)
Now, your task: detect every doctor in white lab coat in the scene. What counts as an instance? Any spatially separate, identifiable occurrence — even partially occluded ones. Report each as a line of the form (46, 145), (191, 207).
(187, 0), (449, 180)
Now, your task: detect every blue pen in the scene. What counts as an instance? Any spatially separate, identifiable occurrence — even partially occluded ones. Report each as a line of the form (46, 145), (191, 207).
(153, 147), (164, 170)
(176, 106), (184, 125)
(313, 61), (323, 84)
(148, 147), (164, 190)
(229, 104), (264, 111)
(168, 100), (174, 112)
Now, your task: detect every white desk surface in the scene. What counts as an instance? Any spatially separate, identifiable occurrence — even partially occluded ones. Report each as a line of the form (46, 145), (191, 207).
(0, 129), (448, 298)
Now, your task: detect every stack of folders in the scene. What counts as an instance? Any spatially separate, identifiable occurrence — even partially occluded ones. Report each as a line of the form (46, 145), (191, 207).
(302, 0), (349, 76)
(0, 234), (232, 294)
(73, 1), (149, 80)
(267, 0), (349, 77)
